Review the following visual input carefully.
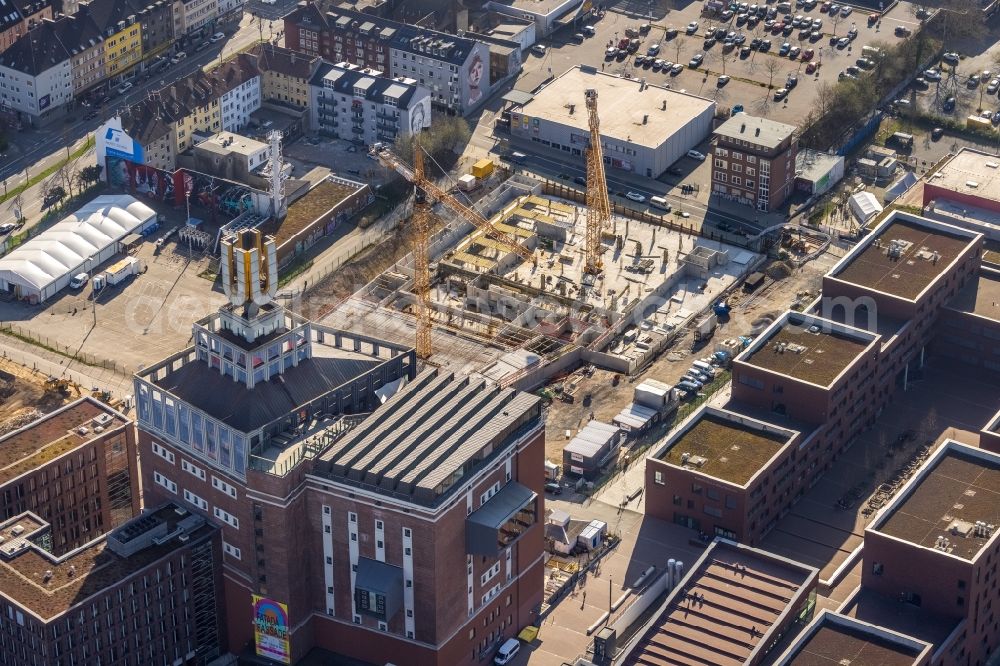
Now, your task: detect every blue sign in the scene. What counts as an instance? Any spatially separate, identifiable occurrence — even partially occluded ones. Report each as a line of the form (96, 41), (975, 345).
(104, 126), (144, 164)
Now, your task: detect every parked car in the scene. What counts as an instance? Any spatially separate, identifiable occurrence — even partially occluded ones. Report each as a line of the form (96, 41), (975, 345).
(717, 74), (731, 86)
(625, 191), (646, 202)
(646, 43), (661, 56)
(789, 45), (801, 58)
(687, 149), (706, 160)
(689, 53), (704, 67)
(169, 51), (187, 64)
(942, 51), (960, 65)
(531, 44), (547, 56)
(0, 223), (16, 235)
(686, 21), (699, 34)
(785, 74), (798, 88)
(774, 87), (789, 101)
(573, 176), (587, 186)
(988, 79), (1000, 94)
(210, 32), (226, 42)
(670, 62), (684, 74)
(582, 25), (596, 36)
(802, 48), (814, 60)
(544, 482), (562, 495)
(840, 5), (852, 16)
(116, 81), (133, 94)
(837, 37), (850, 48)
(924, 68), (941, 81)
(69, 273), (89, 289)
(943, 96), (956, 111)
(778, 41), (791, 55)
(894, 25), (911, 36)
(931, 127), (944, 140)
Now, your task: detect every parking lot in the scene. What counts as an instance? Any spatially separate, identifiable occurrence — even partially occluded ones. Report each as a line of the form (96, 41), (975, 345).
(525, 0), (921, 125)
(910, 39), (1000, 121)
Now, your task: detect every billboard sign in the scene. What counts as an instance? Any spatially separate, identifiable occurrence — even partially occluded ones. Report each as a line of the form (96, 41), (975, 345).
(104, 126), (144, 164)
(252, 596), (291, 664)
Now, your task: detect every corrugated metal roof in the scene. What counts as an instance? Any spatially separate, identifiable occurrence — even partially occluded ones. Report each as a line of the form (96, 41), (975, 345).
(564, 421), (620, 458)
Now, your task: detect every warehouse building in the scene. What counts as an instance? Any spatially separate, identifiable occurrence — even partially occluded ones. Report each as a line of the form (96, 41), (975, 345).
(507, 66), (715, 178)
(0, 195), (156, 303)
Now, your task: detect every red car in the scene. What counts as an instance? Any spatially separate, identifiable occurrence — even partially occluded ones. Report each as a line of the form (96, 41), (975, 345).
(821, 1), (831, 10)
(772, 21), (785, 33)
(805, 62), (817, 74)
(802, 48), (814, 60)
(868, 11), (879, 24)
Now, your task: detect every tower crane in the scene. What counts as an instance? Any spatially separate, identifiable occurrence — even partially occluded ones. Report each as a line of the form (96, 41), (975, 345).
(584, 88), (612, 274)
(370, 140), (533, 359)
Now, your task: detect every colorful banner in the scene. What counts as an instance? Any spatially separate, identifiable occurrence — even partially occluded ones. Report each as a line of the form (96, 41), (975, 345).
(252, 595), (291, 664)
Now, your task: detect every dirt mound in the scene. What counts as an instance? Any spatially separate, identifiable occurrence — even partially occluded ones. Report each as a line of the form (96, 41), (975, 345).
(766, 261), (793, 280)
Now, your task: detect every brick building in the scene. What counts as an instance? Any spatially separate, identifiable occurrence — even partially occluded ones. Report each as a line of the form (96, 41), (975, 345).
(711, 114), (798, 212)
(644, 211), (986, 545)
(0, 0), (52, 53)
(0, 397), (140, 554)
(284, 1), (492, 116)
(772, 610), (933, 665)
(848, 440), (1000, 666)
(0, 502), (224, 666)
(134, 231), (545, 665)
(931, 265), (1000, 374)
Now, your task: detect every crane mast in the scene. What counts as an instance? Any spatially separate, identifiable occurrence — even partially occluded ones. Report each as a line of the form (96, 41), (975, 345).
(584, 88), (612, 274)
(370, 141), (534, 358)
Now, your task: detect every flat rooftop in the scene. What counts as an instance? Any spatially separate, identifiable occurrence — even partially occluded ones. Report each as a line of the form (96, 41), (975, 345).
(151, 343), (382, 432)
(515, 66), (715, 149)
(261, 179), (360, 246)
(947, 268), (1000, 323)
(830, 214), (977, 300)
(742, 316), (873, 386)
(777, 612), (928, 666)
(621, 540), (815, 666)
(874, 444), (1000, 560)
(0, 503), (215, 621)
(656, 409), (793, 486)
(317, 369), (541, 507)
(714, 114), (796, 151)
(927, 147), (1000, 204)
(196, 131), (267, 157)
(503, 0), (579, 16)
(842, 588), (960, 651)
(0, 398), (127, 484)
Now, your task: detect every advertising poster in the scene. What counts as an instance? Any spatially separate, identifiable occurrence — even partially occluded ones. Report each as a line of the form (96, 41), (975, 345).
(252, 595), (291, 664)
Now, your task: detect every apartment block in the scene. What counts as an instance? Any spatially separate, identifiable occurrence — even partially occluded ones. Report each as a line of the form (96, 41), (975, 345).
(0, 503), (224, 666)
(772, 610), (933, 665)
(285, 1), (492, 116)
(852, 440), (1000, 666)
(0, 0), (53, 53)
(308, 61), (430, 146)
(0, 398), (140, 554)
(0, 19), (73, 125)
(249, 43), (320, 110)
(711, 114), (798, 212)
(932, 265), (1000, 373)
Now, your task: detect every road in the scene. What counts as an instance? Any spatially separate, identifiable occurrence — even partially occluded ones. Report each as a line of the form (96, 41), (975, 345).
(0, 11), (279, 210)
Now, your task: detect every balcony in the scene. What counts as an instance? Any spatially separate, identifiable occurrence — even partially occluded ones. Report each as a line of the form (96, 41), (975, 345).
(466, 481), (537, 556)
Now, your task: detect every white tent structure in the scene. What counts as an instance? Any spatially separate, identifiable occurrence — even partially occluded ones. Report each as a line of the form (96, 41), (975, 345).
(848, 191), (883, 225)
(0, 195), (156, 303)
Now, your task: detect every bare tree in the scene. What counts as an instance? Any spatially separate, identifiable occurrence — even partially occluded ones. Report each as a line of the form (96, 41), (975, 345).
(763, 58), (782, 89)
(673, 36), (686, 64)
(830, 13), (843, 37)
(8, 189), (24, 221)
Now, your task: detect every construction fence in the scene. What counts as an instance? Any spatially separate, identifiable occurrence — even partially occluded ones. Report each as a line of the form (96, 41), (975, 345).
(0, 322), (132, 377)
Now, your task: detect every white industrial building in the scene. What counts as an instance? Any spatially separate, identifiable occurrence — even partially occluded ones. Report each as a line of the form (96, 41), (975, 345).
(0, 195), (156, 303)
(508, 66), (716, 178)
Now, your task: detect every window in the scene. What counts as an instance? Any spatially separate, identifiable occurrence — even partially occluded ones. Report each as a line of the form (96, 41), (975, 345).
(480, 482), (501, 506)
(223, 542), (241, 559)
(213, 507), (239, 529)
(182, 489), (207, 511)
(151, 442), (175, 464)
(747, 155), (756, 163)
(481, 562), (501, 586)
(153, 472), (176, 494)
(212, 476), (238, 499)
(672, 495), (682, 506)
(732, 164), (742, 173)
(716, 148), (728, 157)
(714, 171), (728, 183)
(654, 471), (665, 485)
(181, 459), (205, 480)
(704, 505), (722, 518)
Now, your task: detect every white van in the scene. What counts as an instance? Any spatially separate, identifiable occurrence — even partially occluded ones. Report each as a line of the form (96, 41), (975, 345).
(650, 196), (672, 211)
(692, 360), (715, 374)
(494, 638), (520, 665)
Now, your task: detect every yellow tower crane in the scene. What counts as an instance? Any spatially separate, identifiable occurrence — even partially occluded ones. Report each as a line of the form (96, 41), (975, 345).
(584, 88), (612, 274)
(371, 140), (533, 359)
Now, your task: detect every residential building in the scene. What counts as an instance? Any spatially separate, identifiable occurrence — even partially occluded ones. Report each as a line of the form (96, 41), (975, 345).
(249, 43), (319, 110)
(851, 440), (1000, 666)
(284, 2), (494, 116)
(63, 11), (107, 96)
(134, 230), (545, 665)
(0, 19), (73, 125)
(0, 503), (225, 666)
(308, 61), (431, 145)
(118, 53), (260, 170)
(102, 14), (143, 81)
(0, 0), (53, 53)
(613, 539), (817, 666)
(191, 131), (269, 182)
(173, 0), (218, 36)
(933, 264), (1000, 373)
(711, 114), (798, 212)
(0, 397), (140, 554)
(507, 66), (716, 179)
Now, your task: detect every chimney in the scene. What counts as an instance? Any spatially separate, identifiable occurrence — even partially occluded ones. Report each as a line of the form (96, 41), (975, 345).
(643, 114), (648, 124)
(740, 123), (746, 132)
(755, 127), (760, 137)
